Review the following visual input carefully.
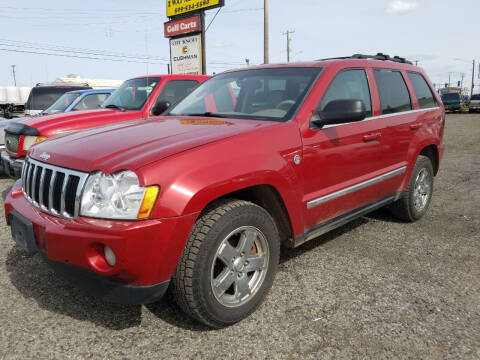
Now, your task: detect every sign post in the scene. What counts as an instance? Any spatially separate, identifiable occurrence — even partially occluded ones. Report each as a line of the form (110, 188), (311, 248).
(165, 0), (225, 75)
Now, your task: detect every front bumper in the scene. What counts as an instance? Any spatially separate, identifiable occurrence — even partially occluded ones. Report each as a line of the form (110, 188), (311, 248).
(444, 104), (461, 111)
(1, 151), (24, 178)
(5, 180), (199, 304)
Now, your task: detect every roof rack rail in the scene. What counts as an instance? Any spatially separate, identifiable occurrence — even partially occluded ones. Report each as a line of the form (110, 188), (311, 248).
(319, 53), (413, 65)
(34, 82), (90, 87)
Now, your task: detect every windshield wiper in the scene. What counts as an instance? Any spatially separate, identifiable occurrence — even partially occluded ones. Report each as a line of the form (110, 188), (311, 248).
(180, 112), (230, 118)
(104, 104), (126, 111)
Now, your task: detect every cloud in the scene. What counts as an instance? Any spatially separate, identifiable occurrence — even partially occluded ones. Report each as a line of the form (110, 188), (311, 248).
(385, 1), (419, 14)
(213, 42), (234, 48)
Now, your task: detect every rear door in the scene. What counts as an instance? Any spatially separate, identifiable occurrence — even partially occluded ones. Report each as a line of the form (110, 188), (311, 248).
(300, 68), (390, 230)
(379, 70), (441, 190)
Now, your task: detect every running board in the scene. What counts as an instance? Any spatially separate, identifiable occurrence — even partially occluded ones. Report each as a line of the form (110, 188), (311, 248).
(287, 193), (401, 248)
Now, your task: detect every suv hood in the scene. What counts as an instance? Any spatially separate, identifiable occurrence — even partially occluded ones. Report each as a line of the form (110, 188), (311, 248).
(29, 117), (278, 173)
(18, 109), (136, 136)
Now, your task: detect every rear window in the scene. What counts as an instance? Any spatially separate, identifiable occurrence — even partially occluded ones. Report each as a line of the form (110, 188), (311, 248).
(470, 94), (480, 100)
(407, 72), (437, 109)
(25, 86), (91, 110)
(373, 69), (412, 114)
(154, 80), (199, 105)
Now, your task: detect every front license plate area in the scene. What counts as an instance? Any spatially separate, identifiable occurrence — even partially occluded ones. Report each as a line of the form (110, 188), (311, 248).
(9, 210), (38, 254)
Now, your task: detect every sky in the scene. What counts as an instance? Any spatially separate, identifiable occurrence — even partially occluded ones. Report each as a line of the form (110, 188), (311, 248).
(1, 0), (480, 91)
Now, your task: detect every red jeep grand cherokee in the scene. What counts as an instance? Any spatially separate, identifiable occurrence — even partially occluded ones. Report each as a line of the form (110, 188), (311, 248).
(5, 54), (444, 328)
(2, 74), (208, 178)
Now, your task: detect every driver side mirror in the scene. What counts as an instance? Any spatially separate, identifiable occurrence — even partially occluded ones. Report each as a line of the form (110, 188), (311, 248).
(311, 99), (366, 129)
(151, 101), (171, 116)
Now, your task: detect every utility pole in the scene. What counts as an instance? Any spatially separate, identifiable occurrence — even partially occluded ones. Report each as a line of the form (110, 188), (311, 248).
(448, 72), (451, 88)
(471, 59), (475, 97)
(460, 73), (464, 90)
(11, 65), (16, 86)
(264, 0), (269, 64)
(283, 30), (295, 62)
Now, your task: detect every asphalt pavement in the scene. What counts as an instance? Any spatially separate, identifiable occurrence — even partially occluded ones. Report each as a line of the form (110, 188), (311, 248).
(0, 113), (478, 359)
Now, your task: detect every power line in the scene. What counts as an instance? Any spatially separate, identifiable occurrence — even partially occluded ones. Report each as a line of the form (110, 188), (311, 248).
(0, 48), (168, 64)
(0, 41), (169, 61)
(0, 6), (163, 15)
(206, 7), (222, 32)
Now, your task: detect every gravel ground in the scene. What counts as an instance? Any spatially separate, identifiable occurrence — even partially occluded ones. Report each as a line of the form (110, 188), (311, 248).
(0, 114), (479, 359)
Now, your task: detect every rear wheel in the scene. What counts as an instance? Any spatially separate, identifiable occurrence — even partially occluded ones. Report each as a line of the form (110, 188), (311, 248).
(171, 199), (280, 328)
(390, 155), (434, 222)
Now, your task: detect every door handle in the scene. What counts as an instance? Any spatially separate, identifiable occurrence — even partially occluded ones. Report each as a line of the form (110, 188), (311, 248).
(410, 123), (422, 130)
(363, 132), (381, 142)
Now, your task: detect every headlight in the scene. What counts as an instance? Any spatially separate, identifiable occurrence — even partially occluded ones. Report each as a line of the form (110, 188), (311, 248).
(80, 170), (159, 220)
(23, 135), (47, 151)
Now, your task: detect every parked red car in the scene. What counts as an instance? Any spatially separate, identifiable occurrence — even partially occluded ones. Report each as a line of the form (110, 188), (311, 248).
(2, 74), (209, 178)
(5, 54), (444, 328)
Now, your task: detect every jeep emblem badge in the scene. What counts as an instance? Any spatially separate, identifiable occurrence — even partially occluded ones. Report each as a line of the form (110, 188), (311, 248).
(40, 152), (51, 161)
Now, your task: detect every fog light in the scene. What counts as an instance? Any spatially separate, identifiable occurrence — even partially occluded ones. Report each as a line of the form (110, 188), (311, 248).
(104, 245), (116, 267)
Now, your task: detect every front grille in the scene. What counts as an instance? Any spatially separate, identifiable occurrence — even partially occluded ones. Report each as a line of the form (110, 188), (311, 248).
(5, 133), (20, 154)
(22, 157), (89, 218)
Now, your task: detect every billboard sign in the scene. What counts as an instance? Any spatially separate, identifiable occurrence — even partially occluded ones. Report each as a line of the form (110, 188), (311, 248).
(170, 34), (203, 75)
(166, 0), (224, 18)
(164, 15), (200, 38)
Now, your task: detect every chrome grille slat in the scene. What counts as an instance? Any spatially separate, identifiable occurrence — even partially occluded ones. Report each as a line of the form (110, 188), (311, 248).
(26, 163), (35, 199)
(60, 174), (69, 216)
(74, 176), (88, 218)
(31, 166), (39, 205)
(21, 157), (88, 219)
(48, 171), (57, 214)
(38, 167), (47, 209)
(21, 161), (28, 191)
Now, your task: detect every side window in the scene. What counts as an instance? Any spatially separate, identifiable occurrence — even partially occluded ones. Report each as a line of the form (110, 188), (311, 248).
(373, 69), (412, 114)
(155, 80), (199, 105)
(317, 69), (372, 117)
(407, 72), (437, 109)
(72, 93), (110, 110)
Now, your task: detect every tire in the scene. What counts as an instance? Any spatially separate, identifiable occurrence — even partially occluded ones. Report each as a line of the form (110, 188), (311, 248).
(390, 155), (434, 222)
(171, 199), (280, 328)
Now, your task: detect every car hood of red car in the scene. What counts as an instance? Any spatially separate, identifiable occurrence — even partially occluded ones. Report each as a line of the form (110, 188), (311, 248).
(28, 116), (278, 174)
(19, 109), (139, 136)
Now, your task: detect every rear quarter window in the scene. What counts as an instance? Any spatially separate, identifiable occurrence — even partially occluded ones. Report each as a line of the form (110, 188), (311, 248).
(373, 69), (412, 114)
(407, 72), (437, 109)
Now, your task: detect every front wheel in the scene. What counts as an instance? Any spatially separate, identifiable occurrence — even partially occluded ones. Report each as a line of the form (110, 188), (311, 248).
(171, 199), (280, 328)
(390, 155), (434, 222)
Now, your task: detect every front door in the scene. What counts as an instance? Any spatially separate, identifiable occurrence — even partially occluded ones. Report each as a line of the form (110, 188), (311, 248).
(300, 68), (390, 231)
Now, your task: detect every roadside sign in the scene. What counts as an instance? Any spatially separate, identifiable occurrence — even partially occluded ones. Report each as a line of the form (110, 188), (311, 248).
(164, 15), (200, 38)
(170, 34), (203, 75)
(166, 0), (224, 18)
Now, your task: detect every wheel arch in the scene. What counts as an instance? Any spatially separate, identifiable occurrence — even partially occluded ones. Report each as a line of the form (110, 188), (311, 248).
(419, 144), (439, 175)
(201, 184), (295, 247)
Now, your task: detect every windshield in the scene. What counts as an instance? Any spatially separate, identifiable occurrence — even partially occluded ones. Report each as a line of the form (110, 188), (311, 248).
(102, 77), (160, 110)
(42, 92), (81, 114)
(442, 93), (460, 101)
(168, 68), (322, 121)
(470, 94), (480, 100)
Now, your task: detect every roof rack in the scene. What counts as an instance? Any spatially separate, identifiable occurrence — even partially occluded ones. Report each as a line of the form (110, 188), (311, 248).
(319, 53), (413, 65)
(34, 82), (90, 87)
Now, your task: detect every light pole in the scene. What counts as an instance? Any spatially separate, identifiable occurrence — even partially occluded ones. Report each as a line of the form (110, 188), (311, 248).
(455, 58), (475, 97)
(264, 0), (269, 64)
(283, 30), (295, 62)
(11, 65), (16, 86)
(471, 59), (475, 97)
